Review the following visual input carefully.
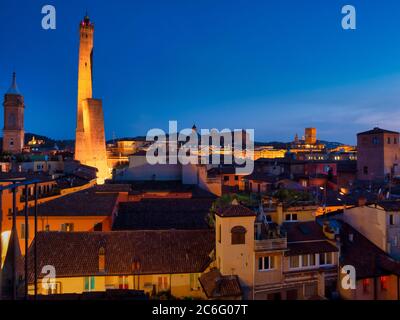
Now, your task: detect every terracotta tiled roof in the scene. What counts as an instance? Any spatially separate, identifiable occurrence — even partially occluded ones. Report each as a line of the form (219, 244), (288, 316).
(0, 172), (54, 183)
(377, 201), (400, 212)
(339, 222), (400, 279)
(199, 268), (242, 298)
(283, 221), (328, 242)
(113, 198), (213, 230)
(26, 230), (214, 282)
(94, 184), (132, 193)
(216, 204), (256, 218)
(357, 127), (399, 135)
(243, 172), (278, 183)
(286, 241), (338, 256)
(19, 190), (119, 216)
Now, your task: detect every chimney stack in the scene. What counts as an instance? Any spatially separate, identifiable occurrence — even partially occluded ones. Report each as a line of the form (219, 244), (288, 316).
(357, 196), (367, 207)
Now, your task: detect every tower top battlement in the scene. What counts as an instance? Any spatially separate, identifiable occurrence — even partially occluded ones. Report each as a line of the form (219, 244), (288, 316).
(80, 14), (94, 29)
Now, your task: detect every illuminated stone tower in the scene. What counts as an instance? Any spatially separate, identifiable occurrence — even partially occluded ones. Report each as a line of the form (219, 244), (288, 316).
(3, 72), (24, 154)
(75, 14), (109, 183)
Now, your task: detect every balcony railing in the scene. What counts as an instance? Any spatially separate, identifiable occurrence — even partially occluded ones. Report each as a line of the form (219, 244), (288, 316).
(254, 237), (287, 251)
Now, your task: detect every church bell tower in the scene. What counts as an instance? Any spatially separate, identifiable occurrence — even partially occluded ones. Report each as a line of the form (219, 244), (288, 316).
(3, 72), (24, 154)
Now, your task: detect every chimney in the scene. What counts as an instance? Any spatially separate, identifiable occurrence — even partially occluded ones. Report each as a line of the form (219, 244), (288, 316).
(98, 247), (105, 273)
(357, 196), (367, 207)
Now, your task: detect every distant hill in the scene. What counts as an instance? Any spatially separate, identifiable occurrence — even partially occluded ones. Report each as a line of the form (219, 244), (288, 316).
(21, 134), (347, 151)
(105, 136), (147, 144)
(255, 140), (346, 150)
(24, 133), (75, 149)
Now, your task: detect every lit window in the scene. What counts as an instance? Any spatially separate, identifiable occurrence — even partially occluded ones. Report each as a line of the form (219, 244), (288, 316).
(320, 252), (333, 265)
(302, 255), (310, 267)
(84, 276), (95, 292)
(285, 214), (298, 222)
(61, 223), (74, 232)
(158, 276), (168, 292)
(389, 214), (395, 226)
(363, 279), (370, 294)
(380, 276), (388, 291)
(190, 273), (200, 291)
(289, 256), (300, 268)
(118, 276), (129, 289)
(258, 256), (275, 271)
(20, 223), (27, 239)
(309, 254), (316, 266)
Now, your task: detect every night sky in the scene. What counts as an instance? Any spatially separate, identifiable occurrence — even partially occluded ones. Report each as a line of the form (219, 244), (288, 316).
(1, 0), (400, 144)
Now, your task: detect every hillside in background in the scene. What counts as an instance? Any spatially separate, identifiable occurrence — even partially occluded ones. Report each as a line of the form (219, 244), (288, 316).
(24, 133), (74, 149)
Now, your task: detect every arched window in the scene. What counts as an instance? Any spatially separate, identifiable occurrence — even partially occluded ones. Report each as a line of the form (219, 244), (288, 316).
(231, 226), (246, 245)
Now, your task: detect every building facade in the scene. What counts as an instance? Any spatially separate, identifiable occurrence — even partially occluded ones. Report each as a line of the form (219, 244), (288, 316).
(357, 127), (400, 181)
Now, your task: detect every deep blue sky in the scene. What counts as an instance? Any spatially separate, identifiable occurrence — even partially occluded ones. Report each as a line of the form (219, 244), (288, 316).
(1, 0), (400, 144)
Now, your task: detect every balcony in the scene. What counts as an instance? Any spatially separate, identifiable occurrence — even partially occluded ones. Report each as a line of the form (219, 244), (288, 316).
(254, 237), (287, 252)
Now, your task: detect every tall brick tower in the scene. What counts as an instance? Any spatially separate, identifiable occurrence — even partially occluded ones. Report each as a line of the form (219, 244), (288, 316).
(3, 72), (24, 154)
(74, 14), (109, 183)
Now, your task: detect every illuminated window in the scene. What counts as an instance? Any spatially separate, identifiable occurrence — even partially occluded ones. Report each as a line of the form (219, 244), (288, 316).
(118, 276), (129, 289)
(61, 223), (74, 232)
(190, 273), (200, 291)
(20, 223), (27, 239)
(84, 276), (95, 292)
(363, 279), (370, 294)
(258, 256), (275, 271)
(309, 254), (316, 266)
(289, 256), (300, 268)
(157, 276), (168, 292)
(319, 252), (333, 265)
(380, 276), (388, 291)
(302, 255), (310, 267)
(389, 214), (395, 226)
(285, 214), (298, 222)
